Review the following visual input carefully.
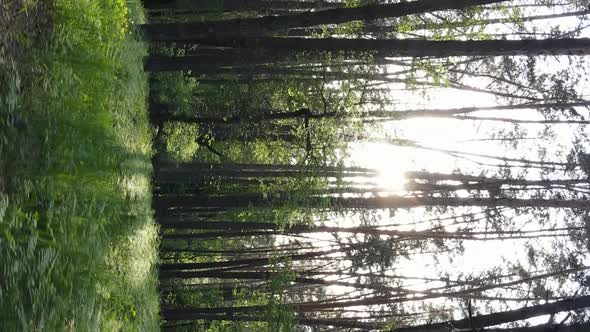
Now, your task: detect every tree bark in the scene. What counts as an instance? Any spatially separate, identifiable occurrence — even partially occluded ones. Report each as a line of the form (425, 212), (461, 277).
(144, 0), (256, 11)
(142, 0), (507, 41)
(149, 101), (590, 124)
(410, 9), (590, 31)
(161, 266), (586, 312)
(160, 311), (380, 330)
(153, 161), (378, 184)
(144, 0), (337, 12)
(405, 171), (589, 187)
(153, 192), (590, 211)
(482, 323), (590, 332)
(160, 221), (575, 242)
(391, 295), (590, 331)
(160, 246), (343, 270)
(144, 38), (590, 72)
(159, 270), (401, 292)
(191, 36), (590, 57)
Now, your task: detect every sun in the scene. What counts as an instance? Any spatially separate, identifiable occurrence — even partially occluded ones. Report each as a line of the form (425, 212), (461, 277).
(348, 142), (409, 192)
(376, 168), (406, 191)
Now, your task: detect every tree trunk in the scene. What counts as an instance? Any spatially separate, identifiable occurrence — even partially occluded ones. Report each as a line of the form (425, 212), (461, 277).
(191, 36), (590, 57)
(153, 192), (590, 211)
(149, 101), (590, 124)
(405, 171), (589, 187)
(144, 0), (340, 12)
(144, 51), (288, 72)
(144, 0), (265, 11)
(153, 161), (378, 184)
(410, 9), (590, 31)
(160, 221), (574, 242)
(163, 230), (276, 240)
(160, 246), (343, 270)
(391, 295), (590, 331)
(160, 311), (380, 330)
(144, 37), (590, 71)
(159, 220), (279, 230)
(159, 270), (400, 292)
(161, 266), (586, 312)
(142, 0), (507, 40)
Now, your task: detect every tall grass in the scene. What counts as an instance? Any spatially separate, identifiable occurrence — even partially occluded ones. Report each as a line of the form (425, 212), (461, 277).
(0, 0), (159, 330)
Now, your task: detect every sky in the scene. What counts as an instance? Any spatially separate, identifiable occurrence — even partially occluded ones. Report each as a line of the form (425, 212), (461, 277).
(318, 11), (590, 324)
(269, 2), (590, 327)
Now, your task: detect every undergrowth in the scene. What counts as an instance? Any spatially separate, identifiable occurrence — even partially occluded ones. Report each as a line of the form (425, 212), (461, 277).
(0, 0), (159, 330)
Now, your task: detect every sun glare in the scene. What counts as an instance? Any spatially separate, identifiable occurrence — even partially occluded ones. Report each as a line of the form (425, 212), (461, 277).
(348, 142), (411, 191)
(376, 168), (406, 191)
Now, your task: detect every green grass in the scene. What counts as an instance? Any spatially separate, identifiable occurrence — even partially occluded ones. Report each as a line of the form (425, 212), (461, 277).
(0, 0), (159, 330)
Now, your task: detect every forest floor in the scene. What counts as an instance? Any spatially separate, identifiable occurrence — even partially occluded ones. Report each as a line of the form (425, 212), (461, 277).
(0, 0), (159, 330)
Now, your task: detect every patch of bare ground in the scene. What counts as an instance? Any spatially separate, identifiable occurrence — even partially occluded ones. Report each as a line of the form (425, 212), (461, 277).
(0, 0), (51, 66)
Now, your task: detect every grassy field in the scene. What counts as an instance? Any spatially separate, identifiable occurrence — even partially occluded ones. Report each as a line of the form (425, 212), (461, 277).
(0, 0), (159, 330)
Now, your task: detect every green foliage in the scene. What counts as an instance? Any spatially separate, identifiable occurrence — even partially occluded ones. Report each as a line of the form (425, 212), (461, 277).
(265, 262), (296, 332)
(396, 3), (500, 41)
(151, 72), (200, 114)
(408, 60), (451, 88)
(165, 122), (201, 161)
(380, 321), (397, 331)
(0, 0), (159, 330)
